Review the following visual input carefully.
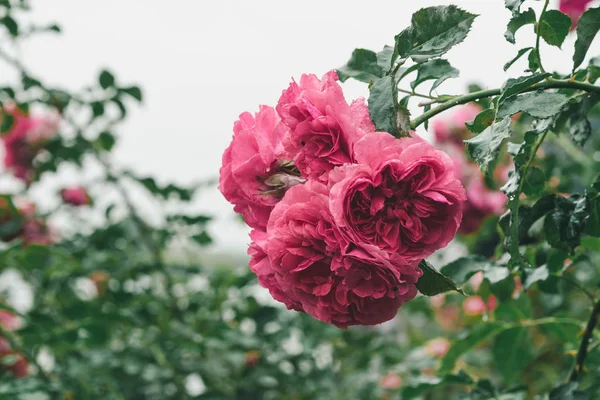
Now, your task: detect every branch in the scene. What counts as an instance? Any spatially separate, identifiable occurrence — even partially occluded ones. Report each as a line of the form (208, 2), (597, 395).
(535, 0), (551, 74)
(570, 298), (600, 381)
(410, 80), (600, 129)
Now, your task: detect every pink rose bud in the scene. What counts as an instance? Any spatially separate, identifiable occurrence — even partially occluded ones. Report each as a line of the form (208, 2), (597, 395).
(380, 373), (402, 390)
(8, 354), (29, 378)
(0, 310), (20, 331)
(463, 296), (487, 316)
(60, 187), (91, 206)
(425, 337), (451, 358)
(560, 0), (593, 29)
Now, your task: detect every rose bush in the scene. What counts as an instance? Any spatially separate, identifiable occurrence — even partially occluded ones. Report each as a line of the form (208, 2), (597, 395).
(2, 0), (600, 399)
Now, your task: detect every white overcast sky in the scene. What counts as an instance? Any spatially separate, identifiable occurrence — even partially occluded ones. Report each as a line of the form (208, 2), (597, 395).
(0, 0), (598, 255)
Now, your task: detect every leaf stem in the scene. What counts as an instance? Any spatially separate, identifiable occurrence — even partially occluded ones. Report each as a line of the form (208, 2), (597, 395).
(535, 0), (550, 74)
(569, 298), (600, 381)
(555, 275), (597, 306)
(397, 88), (438, 100)
(410, 80), (600, 129)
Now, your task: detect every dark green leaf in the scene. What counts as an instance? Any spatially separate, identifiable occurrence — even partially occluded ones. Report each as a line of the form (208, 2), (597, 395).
(376, 45), (395, 72)
(440, 255), (492, 286)
(368, 76), (399, 136)
(440, 323), (507, 374)
(558, 96), (596, 146)
(91, 101), (105, 118)
(465, 116), (512, 176)
(499, 73), (550, 105)
(538, 10), (572, 48)
(522, 166), (545, 197)
(416, 259), (465, 296)
(492, 327), (532, 383)
(504, 47), (533, 71)
(120, 86), (143, 102)
(395, 6), (477, 62)
(544, 194), (589, 251)
(1, 16), (18, 36)
(337, 49), (383, 83)
(528, 49), (541, 72)
(573, 7), (600, 71)
(192, 231), (212, 246)
(505, 0), (525, 15)
(0, 113), (14, 134)
(465, 108), (496, 134)
(96, 131), (116, 152)
(550, 383), (590, 400)
(498, 91), (570, 119)
(505, 8), (536, 44)
(99, 70), (115, 89)
(410, 59), (459, 93)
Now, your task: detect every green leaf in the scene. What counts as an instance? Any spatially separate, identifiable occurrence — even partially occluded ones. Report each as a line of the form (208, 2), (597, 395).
(410, 59), (459, 93)
(440, 255), (492, 286)
(528, 49), (541, 72)
(522, 166), (545, 197)
(464, 116), (512, 176)
(523, 265), (550, 289)
(504, 47), (533, 71)
(376, 45), (395, 72)
(499, 73), (550, 105)
(544, 194), (589, 251)
(1, 16), (18, 36)
(557, 95), (596, 146)
(395, 6), (478, 62)
(498, 91), (570, 119)
(416, 259), (465, 296)
(120, 86), (143, 102)
(573, 7), (600, 71)
(337, 48), (383, 83)
(91, 101), (105, 118)
(368, 76), (399, 136)
(99, 70), (115, 89)
(0, 113), (14, 134)
(550, 383), (590, 400)
(505, 0), (525, 15)
(96, 131), (116, 152)
(440, 322), (507, 374)
(538, 10), (572, 48)
(505, 8), (536, 44)
(465, 108), (495, 134)
(402, 372), (473, 399)
(492, 327), (532, 383)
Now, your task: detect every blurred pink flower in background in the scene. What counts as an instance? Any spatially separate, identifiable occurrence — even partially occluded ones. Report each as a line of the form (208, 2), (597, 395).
(425, 337), (451, 357)
(1, 104), (59, 183)
(60, 186), (91, 206)
(559, 0), (594, 28)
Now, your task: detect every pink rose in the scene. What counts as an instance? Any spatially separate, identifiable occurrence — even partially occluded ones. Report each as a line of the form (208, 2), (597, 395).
(0, 310), (20, 331)
(248, 229), (303, 311)
(431, 103), (481, 145)
(1, 106), (59, 183)
(276, 71), (369, 182)
(560, 0), (594, 28)
(21, 218), (58, 246)
(60, 186), (91, 206)
(328, 132), (466, 262)
(380, 374), (402, 389)
(219, 106), (302, 230)
(266, 181), (420, 327)
(425, 337), (451, 358)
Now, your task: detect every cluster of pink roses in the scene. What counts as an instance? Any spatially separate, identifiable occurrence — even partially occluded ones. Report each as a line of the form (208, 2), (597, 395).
(1, 104), (59, 183)
(0, 310), (28, 378)
(431, 104), (508, 234)
(220, 71), (466, 327)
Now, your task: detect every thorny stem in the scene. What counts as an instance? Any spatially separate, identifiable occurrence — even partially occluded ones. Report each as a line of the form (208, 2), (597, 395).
(535, 0), (551, 74)
(410, 80), (600, 129)
(570, 298), (600, 381)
